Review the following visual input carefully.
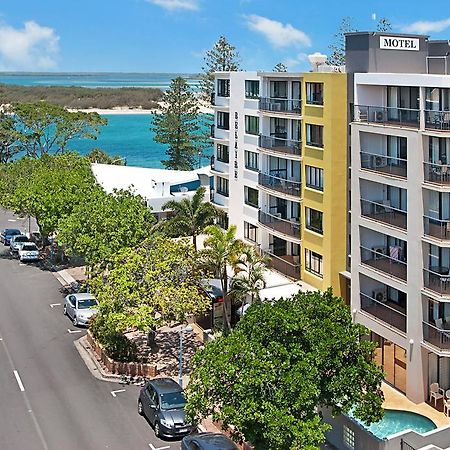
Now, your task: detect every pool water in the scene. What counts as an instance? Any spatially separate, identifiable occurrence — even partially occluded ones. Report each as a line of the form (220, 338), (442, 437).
(356, 409), (437, 439)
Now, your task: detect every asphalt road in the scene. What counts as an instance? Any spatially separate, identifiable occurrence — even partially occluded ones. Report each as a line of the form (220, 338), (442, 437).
(0, 209), (180, 450)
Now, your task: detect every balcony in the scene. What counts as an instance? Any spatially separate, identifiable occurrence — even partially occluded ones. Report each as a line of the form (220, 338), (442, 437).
(258, 172), (301, 198)
(425, 110), (450, 131)
(360, 246), (407, 281)
(424, 216), (450, 240)
(259, 97), (301, 114)
(360, 151), (407, 179)
(423, 322), (450, 351)
(360, 293), (407, 332)
(263, 249), (300, 279)
(353, 105), (420, 128)
(423, 162), (450, 185)
(259, 135), (301, 157)
(258, 210), (300, 240)
(210, 124), (215, 138)
(424, 267), (450, 295)
(210, 92), (215, 106)
(360, 199), (407, 230)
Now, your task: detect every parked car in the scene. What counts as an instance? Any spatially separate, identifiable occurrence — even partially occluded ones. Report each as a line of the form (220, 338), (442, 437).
(138, 377), (194, 438)
(10, 235), (30, 253)
(63, 293), (98, 327)
(28, 231), (44, 248)
(18, 242), (40, 262)
(0, 228), (22, 246)
(181, 433), (238, 450)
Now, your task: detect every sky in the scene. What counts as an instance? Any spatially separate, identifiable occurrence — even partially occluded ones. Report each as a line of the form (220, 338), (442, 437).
(2, 0), (450, 73)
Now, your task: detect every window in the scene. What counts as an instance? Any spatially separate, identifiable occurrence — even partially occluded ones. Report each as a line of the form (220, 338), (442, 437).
(306, 124), (324, 148)
(217, 212), (229, 230)
(270, 81), (287, 98)
(245, 115), (259, 135)
(306, 166), (324, 191)
(245, 80), (259, 99)
(217, 144), (229, 163)
(343, 426), (355, 450)
(305, 208), (323, 234)
(305, 249), (323, 277)
(217, 79), (230, 97)
(245, 186), (259, 208)
(245, 151), (258, 171)
(306, 82), (324, 105)
(217, 111), (230, 130)
(216, 176), (229, 196)
(244, 222), (258, 242)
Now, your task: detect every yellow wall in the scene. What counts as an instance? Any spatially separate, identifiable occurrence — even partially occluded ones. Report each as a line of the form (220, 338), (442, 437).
(300, 72), (348, 296)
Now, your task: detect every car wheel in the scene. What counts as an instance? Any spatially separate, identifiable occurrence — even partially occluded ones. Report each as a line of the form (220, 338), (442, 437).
(63, 305), (67, 316)
(154, 421), (160, 437)
(138, 400), (144, 416)
(73, 315), (78, 326)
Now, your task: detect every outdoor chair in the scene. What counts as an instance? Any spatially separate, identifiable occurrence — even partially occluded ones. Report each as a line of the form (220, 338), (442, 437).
(429, 382), (445, 406)
(444, 399), (450, 417)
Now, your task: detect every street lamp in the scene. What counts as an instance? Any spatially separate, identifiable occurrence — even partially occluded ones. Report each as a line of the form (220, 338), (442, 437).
(179, 325), (193, 387)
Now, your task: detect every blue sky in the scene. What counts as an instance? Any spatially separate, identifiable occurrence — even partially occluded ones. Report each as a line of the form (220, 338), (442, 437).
(2, 0), (450, 72)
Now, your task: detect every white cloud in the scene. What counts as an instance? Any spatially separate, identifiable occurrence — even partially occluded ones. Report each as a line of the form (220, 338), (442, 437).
(0, 20), (59, 70)
(146, 0), (199, 11)
(244, 15), (311, 48)
(400, 18), (450, 34)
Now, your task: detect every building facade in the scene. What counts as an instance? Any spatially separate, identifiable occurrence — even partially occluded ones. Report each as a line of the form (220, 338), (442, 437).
(210, 70), (348, 296)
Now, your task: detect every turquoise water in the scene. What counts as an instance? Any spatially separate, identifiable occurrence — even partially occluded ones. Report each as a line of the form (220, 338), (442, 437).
(354, 409), (437, 439)
(67, 114), (212, 169)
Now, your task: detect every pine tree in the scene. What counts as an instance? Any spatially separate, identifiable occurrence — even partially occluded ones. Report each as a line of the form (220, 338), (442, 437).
(152, 77), (203, 170)
(273, 62), (288, 72)
(199, 36), (240, 103)
(377, 18), (392, 32)
(327, 17), (357, 66)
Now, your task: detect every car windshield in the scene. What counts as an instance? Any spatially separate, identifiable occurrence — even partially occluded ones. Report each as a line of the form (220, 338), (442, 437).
(15, 236), (29, 242)
(6, 229), (21, 235)
(77, 298), (98, 309)
(160, 392), (186, 410)
(22, 244), (37, 251)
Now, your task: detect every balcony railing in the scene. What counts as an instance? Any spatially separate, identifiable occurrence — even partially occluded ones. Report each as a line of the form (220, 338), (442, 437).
(258, 172), (301, 198)
(360, 246), (407, 281)
(360, 151), (407, 178)
(424, 216), (450, 240)
(424, 267), (450, 295)
(263, 249), (300, 279)
(353, 105), (420, 128)
(258, 210), (300, 240)
(425, 110), (450, 131)
(210, 155), (215, 170)
(360, 293), (407, 332)
(210, 92), (215, 106)
(259, 135), (301, 157)
(259, 97), (301, 114)
(360, 199), (407, 230)
(423, 161), (450, 185)
(210, 124), (215, 138)
(423, 321), (450, 350)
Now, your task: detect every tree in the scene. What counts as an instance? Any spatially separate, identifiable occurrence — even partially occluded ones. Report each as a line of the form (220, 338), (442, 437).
(377, 17), (392, 32)
(12, 102), (106, 157)
(328, 17), (357, 66)
(0, 112), (20, 163)
(152, 77), (204, 170)
(162, 186), (217, 251)
(200, 225), (244, 331)
(86, 148), (125, 165)
(199, 36), (240, 103)
(186, 290), (385, 449)
(273, 62), (288, 73)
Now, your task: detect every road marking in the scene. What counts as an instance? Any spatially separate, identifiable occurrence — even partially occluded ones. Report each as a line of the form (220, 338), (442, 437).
(67, 329), (82, 334)
(50, 303), (61, 308)
(110, 389), (126, 398)
(7, 219), (16, 222)
(149, 444), (170, 450)
(13, 370), (25, 392)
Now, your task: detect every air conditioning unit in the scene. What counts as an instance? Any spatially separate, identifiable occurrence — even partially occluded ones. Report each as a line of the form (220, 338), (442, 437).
(374, 111), (384, 122)
(374, 155), (387, 168)
(372, 288), (387, 303)
(372, 246), (386, 259)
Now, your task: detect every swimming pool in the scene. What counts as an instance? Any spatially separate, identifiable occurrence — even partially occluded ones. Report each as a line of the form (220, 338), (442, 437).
(355, 409), (437, 439)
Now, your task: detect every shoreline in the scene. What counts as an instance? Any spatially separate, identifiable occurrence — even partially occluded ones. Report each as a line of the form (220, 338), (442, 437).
(70, 104), (214, 115)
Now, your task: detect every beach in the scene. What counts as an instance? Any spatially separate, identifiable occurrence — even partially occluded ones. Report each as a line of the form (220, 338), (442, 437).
(70, 103), (214, 115)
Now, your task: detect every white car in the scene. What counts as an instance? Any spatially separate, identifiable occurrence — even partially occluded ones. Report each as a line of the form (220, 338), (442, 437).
(18, 242), (40, 262)
(64, 293), (99, 327)
(10, 235), (30, 253)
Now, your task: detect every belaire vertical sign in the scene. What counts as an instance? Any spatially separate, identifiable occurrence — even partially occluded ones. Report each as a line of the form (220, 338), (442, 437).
(380, 36), (419, 51)
(234, 111), (238, 179)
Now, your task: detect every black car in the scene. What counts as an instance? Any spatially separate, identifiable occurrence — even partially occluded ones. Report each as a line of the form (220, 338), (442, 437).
(181, 433), (238, 450)
(0, 229), (22, 246)
(138, 377), (194, 438)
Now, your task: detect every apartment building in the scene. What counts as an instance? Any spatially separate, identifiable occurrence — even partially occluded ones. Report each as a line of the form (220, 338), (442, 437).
(348, 32), (450, 404)
(210, 69), (347, 296)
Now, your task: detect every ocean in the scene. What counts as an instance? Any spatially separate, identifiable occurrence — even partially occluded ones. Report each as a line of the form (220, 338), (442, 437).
(0, 72), (210, 168)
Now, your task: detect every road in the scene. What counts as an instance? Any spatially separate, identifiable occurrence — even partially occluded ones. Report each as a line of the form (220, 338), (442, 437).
(0, 209), (179, 450)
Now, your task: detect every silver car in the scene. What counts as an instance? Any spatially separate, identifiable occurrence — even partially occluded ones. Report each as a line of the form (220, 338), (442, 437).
(64, 293), (98, 327)
(18, 242), (40, 262)
(10, 235), (30, 253)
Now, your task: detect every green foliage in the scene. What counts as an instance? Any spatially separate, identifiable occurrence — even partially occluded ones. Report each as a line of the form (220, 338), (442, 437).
(57, 188), (155, 267)
(200, 36), (240, 103)
(0, 111), (20, 163)
(162, 186), (217, 250)
(11, 102), (106, 157)
(186, 290), (385, 449)
(327, 17), (357, 66)
(86, 148), (125, 165)
(152, 77), (205, 170)
(273, 62), (288, 72)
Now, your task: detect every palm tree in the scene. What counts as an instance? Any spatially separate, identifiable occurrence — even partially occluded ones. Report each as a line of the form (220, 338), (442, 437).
(200, 224), (243, 331)
(230, 246), (270, 307)
(162, 186), (217, 251)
